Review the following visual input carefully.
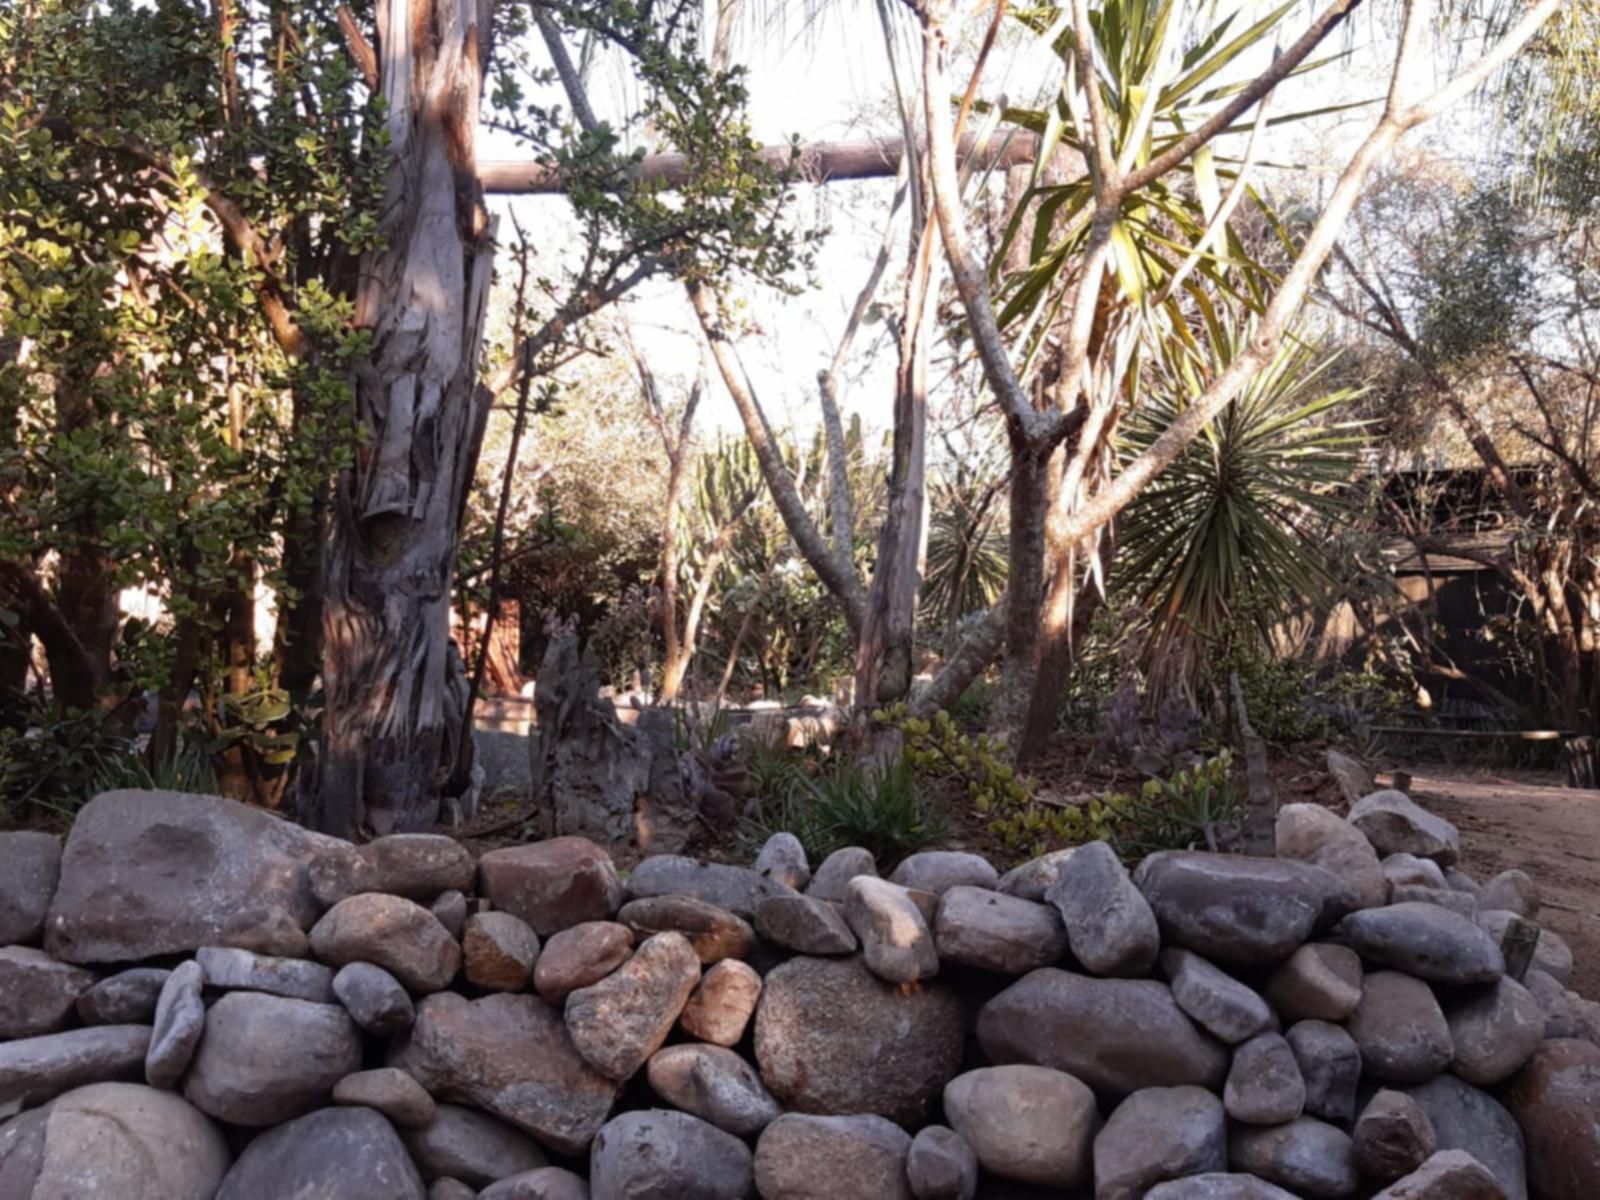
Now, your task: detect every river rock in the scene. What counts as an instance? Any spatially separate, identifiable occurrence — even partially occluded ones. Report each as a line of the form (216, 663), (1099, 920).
(617, 895), (755, 964)
(333, 961), (415, 1034)
(1372, 1149), (1507, 1199)
(194, 946), (335, 1002)
(1337, 902), (1503, 985)
(1277, 802), (1387, 909)
(1047, 840), (1160, 976)
(75, 968), (169, 1026)
(310, 833), (474, 906)
(0, 1024), (150, 1109)
(978, 968), (1227, 1096)
(1349, 970), (1454, 1083)
(806, 846), (878, 902)
(889, 851), (997, 895)
(1162, 947), (1276, 1044)
(479, 1168), (591, 1200)
(1385, 853), (1449, 890)
(533, 921), (634, 1004)
(1503, 1038), (1600, 1200)
(943, 1065), (1098, 1187)
(1406, 1074), (1527, 1200)
(1446, 976), (1544, 1085)
(1390, 884), (1478, 917)
(565, 931), (700, 1080)
(1225, 1033), (1305, 1124)
(591, 1109), (753, 1200)
(907, 1125), (978, 1200)
(1286, 1020), (1362, 1123)
(145, 959), (205, 1089)
(934, 885), (1067, 975)
(1355, 1089), (1436, 1182)
(462, 912), (541, 992)
(0, 947), (95, 1039)
(679, 958), (761, 1046)
(646, 1043), (780, 1135)
(390, 992), (620, 1155)
(753, 955), (962, 1125)
(1349, 791), (1460, 864)
(1145, 1175), (1302, 1199)
(624, 854), (793, 919)
(995, 848), (1076, 901)
(841, 876), (939, 984)
(44, 789), (338, 963)
(1481, 869), (1538, 918)
(754, 832), (810, 890)
(431, 890), (468, 940)
(1265, 943), (1363, 1022)
(1134, 851), (1346, 964)
(753, 894), (856, 955)
(218, 1105), (425, 1199)
(217, 905), (312, 959)
(310, 893), (461, 993)
(333, 1067), (436, 1128)
(1328, 748), (1375, 805)
(1094, 1085), (1226, 1200)
(0, 831), (60, 946)
(753, 1113), (911, 1200)
(183, 991), (359, 1125)
(478, 838), (622, 935)
(1230, 1117), (1359, 1199)
(1478, 910), (1574, 984)
(401, 1103), (548, 1186)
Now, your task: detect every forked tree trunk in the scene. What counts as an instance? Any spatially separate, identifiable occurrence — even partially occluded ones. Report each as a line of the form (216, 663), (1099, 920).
(309, 0), (496, 837)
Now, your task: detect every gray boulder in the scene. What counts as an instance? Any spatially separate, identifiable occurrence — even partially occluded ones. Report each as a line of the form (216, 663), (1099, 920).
(310, 833), (475, 906)
(1161, 947), (1276, 1044)
(1481, 869), (1539, 918)
(1286, 1020), (1362, 1124)
(1328, 748), (1375, 805)
(934, 885), (1066, 975)
(479, 1168), (590, 1200)
(1372, 1149), (1507, 1200)
(74, 968), (169, 1026)
(942, 1065), (1098, 1187)
(753, 894), (856, 955)
(753, 1113), (911, 1200)
(1230, 1117), (1359, 1199)
(1384, 853), (1449, 891)
(1355, 1089), (1436, 1183)
(806, 846), (878, 902)
(646, 1043), (780, 1135)
(431, 890), (469, 941)
(309, 893), (461, 993)
(218, 1105), (425, 1199)
(332, 961), (415, 1034)
(332, 1067), (435, 1129)
(1336, 902), (1503, 985)
(1446, 976), (1544, 1085)
(1145, 1175), (1301, 1199)
(1478, 910), (1574, 984)
(842, 877), (939, 984)
(1224, 1032), (1305, 1125)
(1277, 802), (1387, 909)
(1349, 790), (1460, 864)
(1047, 840), (1159, 976)
(1406, 1073), (1527, 1200)
(591, 1109), (753, 1200)
(617, 895), (754, 965)
(995, 848), (1076, 902)
(1094, 1085), (1226, 1200)
(906, 1125), (977, 1200)
(565, 931), (700, 1080)
(624, 854), (794, 920)
(889, 850), (997, 895)
(0, 946), (96, 1039)
(753, 832), (810, 891)
(1264, 943), (1363, 1022)
(145, 959), (205, 1089)
(0, 831), (60, 946)
(1348, 970), (1454, 1084)
(194, 946), (336, 1002)
(401, 1103), (548, 1187)
(0, 1025), (150, 1110)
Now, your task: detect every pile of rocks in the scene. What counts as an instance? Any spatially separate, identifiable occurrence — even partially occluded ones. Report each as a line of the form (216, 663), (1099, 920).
(2, 783), (1598, 1199)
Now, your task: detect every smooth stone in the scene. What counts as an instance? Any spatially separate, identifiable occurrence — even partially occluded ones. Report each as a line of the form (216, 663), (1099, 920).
(1384, 853), (1449, 891)
(43, 790), (341, 964)
(1481, 870), (1539, 918)
(842, 876), (939, 984)
(1523, 967), (1582, 1038)
(1503, 1038), (1600, 1200)
(1133, 851), (1347, 965)
(333, 1067), (436, 1128)
(1337, 902), (1503, 985)
(1447, 976), (1544, 1085)
(310, 893), (461, 993)
(1406, 1074), (1527, 1200)
(0, 832), (61, 946)
(216, 906), (312, 959)
(1286, 1019), (1362, 1123)
(0, 1025), (150, 1109)
(194, 945), (336, 1002)
(332, 961), (415, 1034)
(1328, 748), (1375, 805)
(1355, 1088), (1437, 1183)
(401, 1102), (548, 1187)
(0, 947), (96, 1039)
(623, 854), (795, 920)
(1277, 802), (1387, 909)
(889, 850), (997, 895)
(1372, 1149), (1507, 1199)
(1047, 840), (1159, 976)
(1446, 867), (1483, 896)
(617, 895), (755, 964)
(533, 921), (633, 1004)
(977, 968), (1228, 1096)
(753, 832), (810, 891)
(805, 846), (878, 902)
(1265, 943), (1364, 1022)
(74, 968), (169, 1026)
(479, 1167), (591, 1200)
(906, 1125), (978, 1200)
(217, 1106), (424, 1199)
(390, 992), (619, 1155)
(591, 1109), (753, 1199)
(1162, 947), (1276, 1044)
(462, 911), (541, 992)
(1478, 910), (1574, 984)
(1348, 970), (1454, 1084)
(995, 848), (1076, 901)
(1390, 884), (1479, 917)
(429, 1181), (478, 1200)
(1349, 790), (1460, 864)
(646, 1043), (780, 1135)
(1231, 1116), (1360, 1199)
(565, 931), (700, 1080)
(753, 1112), (910, 1200)
(753, 955), (962, 1126)
(943, 1065), (1097, 1187)
(145, 959), (205, 1089)
(1094, 1085), (1226, 1200)
(753, 894), (856, 955)
(183, 991), (360, 1125)
(310, 833), (475, 906)
(1224, 1032), (1305, 1124)
(431, 890), (469, 940)
(1145, 1175), (1301, 1199)
(678, 958), (761, 1046)
(478, 838), (622, 936)
(934, 885), (1067, 975)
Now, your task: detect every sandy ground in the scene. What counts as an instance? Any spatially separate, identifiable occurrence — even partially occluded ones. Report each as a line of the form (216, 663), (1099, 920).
(1385, 768), (1600, 999)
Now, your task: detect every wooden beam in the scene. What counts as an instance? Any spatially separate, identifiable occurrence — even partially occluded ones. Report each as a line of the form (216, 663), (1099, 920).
(480, 131), (1044, 194)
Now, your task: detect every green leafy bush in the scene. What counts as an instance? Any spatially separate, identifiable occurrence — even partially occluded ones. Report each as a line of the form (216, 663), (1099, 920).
(741, 753), (942, 865)
(1112, 750), (1243, 858)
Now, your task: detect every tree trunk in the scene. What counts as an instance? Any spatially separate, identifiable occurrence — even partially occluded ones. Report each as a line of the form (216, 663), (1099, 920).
(310, 0), (496, 838)
(989, 435), (1049, 743)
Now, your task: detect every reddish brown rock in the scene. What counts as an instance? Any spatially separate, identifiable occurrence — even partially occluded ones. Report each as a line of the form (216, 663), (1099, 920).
(533, 921), (633, 1004)
(478, 838), (622, 936)
(679, 959), (762, 1046)
(617, 895), (755, 964)
(309, 893), (461, 993)
(462, 912), (541, 992)
(565, 932), (701, 1080)
(1504, 1038), (1600, 1200)
(0, 946), (96, 1039)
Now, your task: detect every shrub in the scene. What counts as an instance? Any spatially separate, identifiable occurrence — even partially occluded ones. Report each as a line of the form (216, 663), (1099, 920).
(740, 752), (944, 865)
(1111, 750), (1243, 858)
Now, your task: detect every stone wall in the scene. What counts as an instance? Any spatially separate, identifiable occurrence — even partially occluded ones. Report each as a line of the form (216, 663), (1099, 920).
(1, 782), (1597, 1198)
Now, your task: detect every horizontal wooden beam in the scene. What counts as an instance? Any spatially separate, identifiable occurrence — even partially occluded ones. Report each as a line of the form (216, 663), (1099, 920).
(480, 131), (1044, 194)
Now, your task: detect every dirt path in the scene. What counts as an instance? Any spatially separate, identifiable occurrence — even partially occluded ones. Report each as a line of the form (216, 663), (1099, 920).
(1386, 768), (1600, 999)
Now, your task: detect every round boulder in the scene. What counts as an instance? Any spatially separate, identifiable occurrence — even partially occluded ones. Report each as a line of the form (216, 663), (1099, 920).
(754, 1113), (912, 1200)
(590, 1109), (752, 1200)
(217, 1105), (423, 1199)
(1504, 1038), (1600, 1200)
(944, 1064), (1098, 1187)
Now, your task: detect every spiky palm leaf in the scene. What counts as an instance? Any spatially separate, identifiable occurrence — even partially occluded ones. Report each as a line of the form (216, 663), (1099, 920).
(921, 470), (1008, 637)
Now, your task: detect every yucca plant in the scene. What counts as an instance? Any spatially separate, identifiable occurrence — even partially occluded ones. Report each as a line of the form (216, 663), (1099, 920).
(920, 467), (1009, 642)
